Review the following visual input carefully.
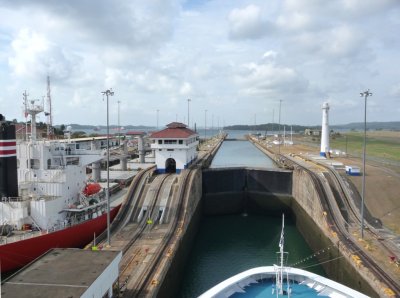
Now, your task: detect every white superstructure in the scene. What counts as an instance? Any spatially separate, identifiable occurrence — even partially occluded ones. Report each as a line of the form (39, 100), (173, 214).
(1, 98), (106, 231)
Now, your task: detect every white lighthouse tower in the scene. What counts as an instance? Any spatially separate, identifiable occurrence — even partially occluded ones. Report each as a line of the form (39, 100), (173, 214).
(320, 102), (330, 157)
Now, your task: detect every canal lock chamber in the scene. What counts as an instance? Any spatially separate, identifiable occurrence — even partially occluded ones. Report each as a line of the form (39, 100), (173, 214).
(158, 168), (377, 298)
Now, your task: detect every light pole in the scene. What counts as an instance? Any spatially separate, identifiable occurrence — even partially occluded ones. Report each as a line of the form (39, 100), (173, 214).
(278, 100), (282, 155)
(204, 109), (208, 140)
(187, 98), (191, 128)
(156, 109), (159, 130)
(102, 88), (114, 246)
(117, 100), (121, 146)
(360, 89), (372, 238)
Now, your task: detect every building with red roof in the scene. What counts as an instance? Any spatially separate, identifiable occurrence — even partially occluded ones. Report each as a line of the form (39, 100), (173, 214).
(150, 122), (199, 173)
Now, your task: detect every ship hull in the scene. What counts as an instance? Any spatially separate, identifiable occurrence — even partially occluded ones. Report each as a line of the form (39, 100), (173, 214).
(0, 205), (121, 273)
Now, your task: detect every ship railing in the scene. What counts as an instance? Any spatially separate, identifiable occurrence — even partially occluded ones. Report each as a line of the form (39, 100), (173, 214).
(0, 219), (80, 246)
(48, 165), (66, 170)
(1, 196), (28, 203)
(0, 229), (42, 245)
(70, 149), (103, 156)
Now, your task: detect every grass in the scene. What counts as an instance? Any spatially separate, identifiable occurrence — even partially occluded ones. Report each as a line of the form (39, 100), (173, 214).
(330, 131), (400, 163)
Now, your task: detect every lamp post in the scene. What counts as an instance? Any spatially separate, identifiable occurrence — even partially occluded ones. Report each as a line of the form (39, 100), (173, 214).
(204, 109), (208, 140)
(360, 89), (372, 238)
(187, 98), (191, 128)
(278, 100), (282, 155)
(156, 109), (159, 130)
(117, 100), (121, 146)
(102, 88), (114, 246)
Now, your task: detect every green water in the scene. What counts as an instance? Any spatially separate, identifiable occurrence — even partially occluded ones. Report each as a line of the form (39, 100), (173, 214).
(178, 214), (325, 297)
(210, 140), (276, 169)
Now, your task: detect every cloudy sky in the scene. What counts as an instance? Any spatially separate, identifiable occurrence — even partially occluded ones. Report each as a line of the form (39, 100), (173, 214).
(0, 0), (399, 128)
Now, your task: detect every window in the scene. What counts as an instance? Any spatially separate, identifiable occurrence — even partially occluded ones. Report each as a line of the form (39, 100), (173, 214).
(158, 140), (162, 144)
(164, 140), (177, 144)
(179, 140), (183, 144)
(167, 149), (174, 151)
(30, 159), (40, 169)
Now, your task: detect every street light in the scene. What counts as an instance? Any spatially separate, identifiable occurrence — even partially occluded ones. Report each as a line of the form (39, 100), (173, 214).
(117, 100), (121, 146)
(156, 109), (159, 130)
(278, 100), (282, 155)
(360, 89), (372, 238)
(204, 109), (208, 140)
(102, 88), (114, 246)
(187, 98), (191, 128)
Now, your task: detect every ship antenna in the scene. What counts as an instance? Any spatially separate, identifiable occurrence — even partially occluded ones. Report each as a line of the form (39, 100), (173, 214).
(275, 213), (290, 297)
(45, 75), (54, 138)
(279, 214), (285, 295)
(23, 91), (29, 141)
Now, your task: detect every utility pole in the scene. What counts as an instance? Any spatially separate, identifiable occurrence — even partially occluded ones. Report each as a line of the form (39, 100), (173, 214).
(360, 89), (372, 238)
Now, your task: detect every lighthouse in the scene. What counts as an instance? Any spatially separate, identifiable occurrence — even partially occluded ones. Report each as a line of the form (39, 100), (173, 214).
(320, 102), (330, 157)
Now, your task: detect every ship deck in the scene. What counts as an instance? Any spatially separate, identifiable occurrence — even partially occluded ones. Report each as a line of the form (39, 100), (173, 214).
(198, 266), (370, 298)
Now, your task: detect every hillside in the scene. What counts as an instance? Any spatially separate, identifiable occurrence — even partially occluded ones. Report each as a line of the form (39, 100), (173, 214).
(223, 122), (400, 132)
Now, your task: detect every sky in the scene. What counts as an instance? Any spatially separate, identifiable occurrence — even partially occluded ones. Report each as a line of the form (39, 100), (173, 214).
(0, 0), (399, 128)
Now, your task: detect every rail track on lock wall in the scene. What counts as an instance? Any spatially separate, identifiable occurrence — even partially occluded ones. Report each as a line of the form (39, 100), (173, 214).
(311, 158), (400, 264)
(95, 165), (156, 245)
(282, 154), (400, 295)
(117, 172), (176, 294)
(131, 169), (194, 297)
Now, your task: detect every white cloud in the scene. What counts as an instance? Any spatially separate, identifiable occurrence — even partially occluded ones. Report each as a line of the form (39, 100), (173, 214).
(228, 5), (272, 39)
(8, 28), (78, 80)
(235, 58), (309, 98)
(179, 82), (192, 96)
(0, 0), (399, 126)
(390, 83), (400, 97)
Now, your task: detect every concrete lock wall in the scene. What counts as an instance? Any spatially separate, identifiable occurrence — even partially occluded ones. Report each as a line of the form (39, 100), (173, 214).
(202, 168), (293, 215)
(292, 167), (377, 297)
(156, 169), (204, 297)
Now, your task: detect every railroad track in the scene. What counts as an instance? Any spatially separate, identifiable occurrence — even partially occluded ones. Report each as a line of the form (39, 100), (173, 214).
(118, 173), (175, 292)
(315, 160), (400, 264)
(284, 155), (400, 295)
(95, 165), (155, 245)
(132, 169), (194, 297)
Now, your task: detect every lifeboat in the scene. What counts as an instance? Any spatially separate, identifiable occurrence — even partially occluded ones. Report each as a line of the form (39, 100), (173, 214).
(83, 183), (102, 196)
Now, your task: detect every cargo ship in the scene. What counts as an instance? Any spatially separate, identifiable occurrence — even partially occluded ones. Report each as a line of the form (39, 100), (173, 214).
(0, 99), (120, 273)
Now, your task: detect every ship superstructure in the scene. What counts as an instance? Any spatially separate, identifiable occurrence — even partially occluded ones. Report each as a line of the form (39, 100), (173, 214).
(0, 93), (120, 273)
(2, 97), (105, 231)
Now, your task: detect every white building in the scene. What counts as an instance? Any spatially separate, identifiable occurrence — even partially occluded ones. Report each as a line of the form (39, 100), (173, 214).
(1, 248), (122, 298)
(150, 122), (199, 173)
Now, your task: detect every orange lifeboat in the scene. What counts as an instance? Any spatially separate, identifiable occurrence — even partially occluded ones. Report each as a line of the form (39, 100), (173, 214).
(83, 183), (102, 196)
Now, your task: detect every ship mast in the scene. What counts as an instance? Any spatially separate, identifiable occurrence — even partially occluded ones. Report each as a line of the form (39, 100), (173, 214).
(45, 75), (54, 138)
(24, 94), (44, 142)
(275, 213), (291, 297)
(23, 91), (29, 141)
